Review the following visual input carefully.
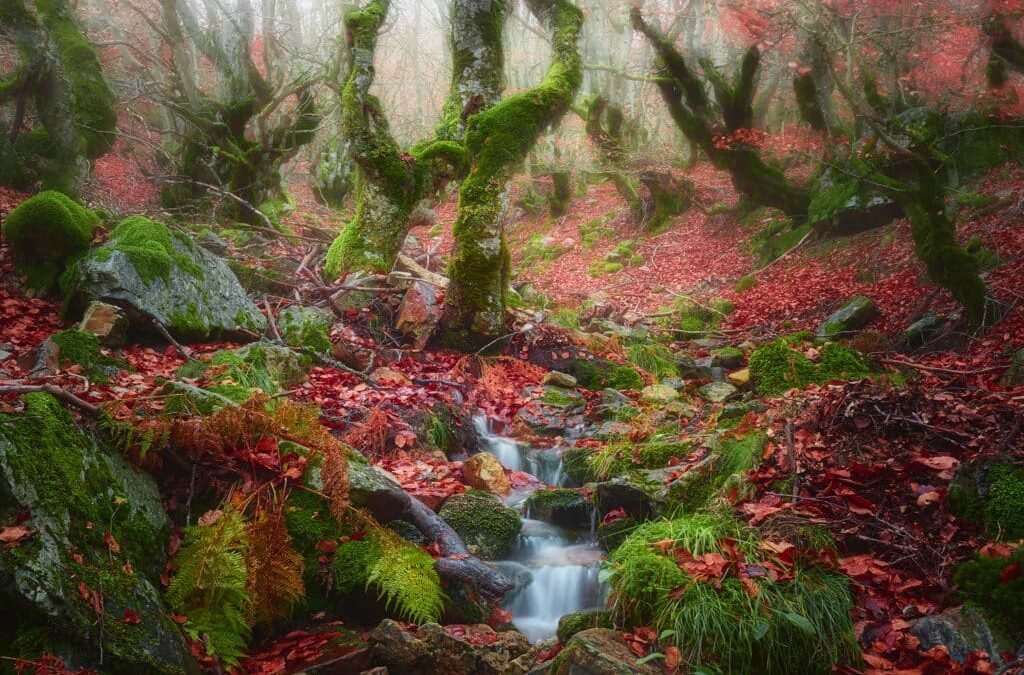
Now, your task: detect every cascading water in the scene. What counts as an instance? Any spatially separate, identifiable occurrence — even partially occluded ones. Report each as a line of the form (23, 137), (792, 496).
(474, 415), (607, 642)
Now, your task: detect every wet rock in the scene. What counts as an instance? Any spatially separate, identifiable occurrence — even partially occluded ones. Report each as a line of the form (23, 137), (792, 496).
(396, 280), (440, 350)
(462, 452), (511, 496)
(911, 606), (1013, 665)
(640, 384), (680, 403)
(65, 218), (265, 341)
(439, 492), (522, 560)
(333, 338), (374, 372)
(556, 611), (614, 644)
(594, 478), (657, 520)
(370, 619), (535, 675)
(0, 393), (195, 674)
(541, 628), (660, 674)
(817, 295), (878, 339)
(78, 301), (129, 347)
(898, 315), (947, 350)
(490, 561), (534, 603)
(699, 381), (740, 403)
(543, 371), (578, 388)
(1001, 348), (1024, 387)
(514, 386), (586, 437)
(524, 489), (591, 530)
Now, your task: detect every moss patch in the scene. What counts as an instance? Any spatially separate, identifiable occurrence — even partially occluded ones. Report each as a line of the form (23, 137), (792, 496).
(438, 492), (522, 559)
(749, 339), (870, 396)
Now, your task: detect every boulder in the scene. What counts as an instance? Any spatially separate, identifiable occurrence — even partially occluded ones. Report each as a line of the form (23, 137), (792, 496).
(64, 217), (265, 341)
(556, 611), (614, 644)
(524, 489), (591, 530)
(514, 386), (586, 437)
(640, 384), (680, 403)
(543, 371), (578, 388)
(78, 301), (129, 347)
(710, 347), (745, 369)
(898, 315), (948, 351)
(331, 271), (379, 312)
(462, 452), (511, 496)
(698, 381), (740, 403)
(817, 295), (878, 339)
(278, 305), (333, 354)
(396, 281), (440, 350)
(371, 620), (535, 675)
(911, 606), (1013, 665)
(541, 628), (659, 674)
(0, 393), (195, 673)
(594, 478), (657, 520)
(439, 492), (522, 559)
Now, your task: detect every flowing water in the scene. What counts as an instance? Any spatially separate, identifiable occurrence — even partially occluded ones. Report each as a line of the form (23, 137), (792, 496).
(474, 416), (607, 642)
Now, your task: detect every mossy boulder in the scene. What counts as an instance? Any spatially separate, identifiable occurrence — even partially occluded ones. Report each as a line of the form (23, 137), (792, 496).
(749, 339), (870, 396)
(63, 216), (265, 341)
(562, 358), (643, 391)
(952, 549), (1024, 649)
(816, 295), (878, 339)
(0, 393), (194, 673)
(278, 306), (333, 354)
(948, 460), (1024, 540)
(547, 628), (659, 674)
(438, 492), (522, 560)
(47, 328), (127, 383)
(1, 191), (98, 293)
(556, 610), (614, 644)
(514, 386), (586, 437)
(524, 489), (590, 530)
(369, 619), (535, 675)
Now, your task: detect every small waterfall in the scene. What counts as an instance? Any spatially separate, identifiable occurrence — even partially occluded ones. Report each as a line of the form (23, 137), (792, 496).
(473, 414), (609, 643)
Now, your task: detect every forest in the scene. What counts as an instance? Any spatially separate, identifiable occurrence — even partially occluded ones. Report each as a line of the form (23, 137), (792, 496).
(0, 0), (1023, 673)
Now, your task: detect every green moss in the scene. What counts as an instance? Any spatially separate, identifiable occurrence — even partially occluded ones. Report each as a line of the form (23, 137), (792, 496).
(563, 447), (595, 484)
(669, 432), (765, 512)
(817, 343), (870, 382)
(588, 260), (623, 276)
(556, 610), (613, 644)
(954, 549), (1024, 641)
(579, 215), (616, 248)
(607, 513), (857, 673)
(278, 306), (333, 355)
(523, 488), (588, 526)
(50, 329), (126, 383)
(1, 191), (98, 292)
(100, 216), (203, 284)
(438, 492), (522, 559)
(567, 358), (643, 391)
(749, 339), (818, 396)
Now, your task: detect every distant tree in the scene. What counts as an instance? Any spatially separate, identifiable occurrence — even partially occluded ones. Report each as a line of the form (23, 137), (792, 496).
(0, 0), (116, 195)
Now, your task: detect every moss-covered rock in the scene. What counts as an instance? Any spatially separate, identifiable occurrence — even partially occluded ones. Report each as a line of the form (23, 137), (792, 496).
(62, 216), (266, 341)
(749, 338), (871, 396)
(1, 191), (98, 292)
(817, 295), (879, 339)
(948, 460), (1024, 540)
(667, 432), (765, 512)
(278, 306), (334, 354)
(0, 393), (193, 673)
(49, 328), (127, 383)
(548, 628), (660, 674)
(523, 489), (590, 530)
(556, 610), (614, 644)
(438, 492), (522, 560)
(953, 549), (1024, 645)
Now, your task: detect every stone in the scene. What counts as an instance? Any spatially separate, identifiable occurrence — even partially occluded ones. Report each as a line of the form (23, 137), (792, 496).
(641, 384), (680, 403)
(462, 452), (511, 496)
(543, 371), (578, 388)
(659, 376), (686, 390)
(333, 338), (373, 372)
(911, 606), (1013, 665)
(371, 620), (535, 675)
(556, 611), (614, 644)
(439, 492), (522, 559)
(65, 223), (265, 342)
(721, 400), (767, 423)
(691, 338), (725, 349)
(543, 629), (660, 674)
(230, 341), (312, 388)
(278, 305), (333, 354)
(396, 281), (440, 350)
(514, 386), (586, 437)
(699, 381), (739, 403)
(817, 295), (878, 339)
(78, 301), (129, 347)
(598, 388), (631, 410)
(0, 393), (195, 673)
(331, 271), (378, 312)
(595, 478), (657, 520)
(196, 230), (230, 255)
(898, 315), (947, 350)
(710, 347), (745, 370)
(523, 489), (591, 529)
(728, 368), (751, 387)
(490, 561), (534, 603)
(1000, 348), (1024, 387)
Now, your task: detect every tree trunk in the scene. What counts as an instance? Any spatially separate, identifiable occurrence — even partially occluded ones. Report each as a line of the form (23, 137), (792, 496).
(438, 0), (585, 351)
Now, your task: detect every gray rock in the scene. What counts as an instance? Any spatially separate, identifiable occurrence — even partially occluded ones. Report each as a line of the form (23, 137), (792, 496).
(543, 628), (660, 674)
(543, 371), (578, 388)
(599, 388), (631, 409)
(0, 393), (195, 674)
(898, 315), (947, 350)
(641, 384), (680, 403)
(699, 381), (740, 403)
(817, 295), (878, 339)
(911, 606), (1014, 665)
(78, 301), (129, 347)
(595, 478), (657, 520)
(66, 230), (265, 341)
(514, 386), (586, 436)
(659, 376), (686, 390)
(371, 619), (534, 675)
(196, 230), (230, 255)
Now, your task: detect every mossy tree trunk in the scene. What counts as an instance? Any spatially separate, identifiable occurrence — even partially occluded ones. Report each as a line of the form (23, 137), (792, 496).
(0, 0), (116, 194)
(157, 0), (320, 227)
(631, 8), (810, 220)
(985, 13), (1024, 87)
(438, 0), (584, 350)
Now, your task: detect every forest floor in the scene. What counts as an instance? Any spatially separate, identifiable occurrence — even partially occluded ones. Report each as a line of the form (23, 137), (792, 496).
(1, 155), (1023, 674)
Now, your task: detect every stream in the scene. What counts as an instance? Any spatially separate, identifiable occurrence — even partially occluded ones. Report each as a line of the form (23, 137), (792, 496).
(473, 416), (608, 643)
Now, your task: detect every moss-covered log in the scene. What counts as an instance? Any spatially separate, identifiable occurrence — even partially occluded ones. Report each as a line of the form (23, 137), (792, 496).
(630, 8), (810, 219)
(438, 0), (584, 350)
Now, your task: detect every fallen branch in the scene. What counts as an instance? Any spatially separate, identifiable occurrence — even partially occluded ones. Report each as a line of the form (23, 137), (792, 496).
(0, 384), (102, 417)
(876, 357), (1010, 377)
(754, 230), (813, 276)
(395, 254), (449, 288)
(150, 316), (193, 361)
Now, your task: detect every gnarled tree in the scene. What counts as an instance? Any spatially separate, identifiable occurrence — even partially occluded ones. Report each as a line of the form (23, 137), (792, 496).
(0, 0), (116, 194)
(438, 0), (584, 350)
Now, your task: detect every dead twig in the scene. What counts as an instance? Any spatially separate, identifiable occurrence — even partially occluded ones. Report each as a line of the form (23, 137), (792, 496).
(0, 384), (102, 417)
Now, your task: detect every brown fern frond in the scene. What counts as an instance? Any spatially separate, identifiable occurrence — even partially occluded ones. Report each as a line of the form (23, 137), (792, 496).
(244, 496), (306, 627)
(322, 447), (350, 522)
(343, 408), (391, 459)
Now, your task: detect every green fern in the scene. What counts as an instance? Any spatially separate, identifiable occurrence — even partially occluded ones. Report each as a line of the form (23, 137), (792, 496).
(166, 509), (251, 667)
(364, 520), (446, 624)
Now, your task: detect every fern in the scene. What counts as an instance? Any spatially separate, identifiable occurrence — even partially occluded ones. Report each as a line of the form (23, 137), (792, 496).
(166, 508), (251, 667)
(363, 518), (446, 624)
(245, 500), (306, 627)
